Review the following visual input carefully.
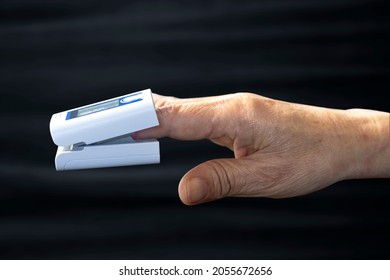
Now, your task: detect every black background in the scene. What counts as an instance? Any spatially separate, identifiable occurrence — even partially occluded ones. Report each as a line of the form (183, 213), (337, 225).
(0, 0), (389, 259)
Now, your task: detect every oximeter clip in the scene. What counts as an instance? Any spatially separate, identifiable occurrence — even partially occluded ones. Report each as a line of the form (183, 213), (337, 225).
(49, 89), (159, 171)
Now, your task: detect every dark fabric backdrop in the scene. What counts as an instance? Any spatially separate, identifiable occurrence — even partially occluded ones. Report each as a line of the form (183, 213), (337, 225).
(0, 0), (389, 259)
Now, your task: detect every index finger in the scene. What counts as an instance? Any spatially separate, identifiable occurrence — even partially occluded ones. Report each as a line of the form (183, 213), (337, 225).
(132, 93), (235, 141)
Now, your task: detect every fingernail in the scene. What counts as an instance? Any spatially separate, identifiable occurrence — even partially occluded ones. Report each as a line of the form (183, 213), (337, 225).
(130, 132), (139, 140)
(187, 177), (208, 204)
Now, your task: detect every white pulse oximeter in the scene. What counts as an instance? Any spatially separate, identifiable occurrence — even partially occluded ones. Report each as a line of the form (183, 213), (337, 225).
(49, 89), (160, 171)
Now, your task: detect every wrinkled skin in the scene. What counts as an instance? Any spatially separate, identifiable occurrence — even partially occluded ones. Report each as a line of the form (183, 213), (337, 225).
(133, 93), (390, 205)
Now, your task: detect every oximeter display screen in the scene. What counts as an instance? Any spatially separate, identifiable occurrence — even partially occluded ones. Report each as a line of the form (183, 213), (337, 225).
(78, 99), (118, 118)
(66, 92), (143, 120)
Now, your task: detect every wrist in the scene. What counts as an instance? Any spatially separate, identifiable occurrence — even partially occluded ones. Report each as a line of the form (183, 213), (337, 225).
(343, 109), (390, 179)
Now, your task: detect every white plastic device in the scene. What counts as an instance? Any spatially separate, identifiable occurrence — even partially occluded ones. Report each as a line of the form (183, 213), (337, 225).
(49, 89), (160, 171)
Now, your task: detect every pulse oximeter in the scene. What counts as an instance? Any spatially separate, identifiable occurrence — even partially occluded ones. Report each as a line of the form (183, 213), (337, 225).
(49, 89), (159, 171)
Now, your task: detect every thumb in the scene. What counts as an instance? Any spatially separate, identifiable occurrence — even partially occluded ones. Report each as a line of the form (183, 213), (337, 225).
(178, 158), (248, 205)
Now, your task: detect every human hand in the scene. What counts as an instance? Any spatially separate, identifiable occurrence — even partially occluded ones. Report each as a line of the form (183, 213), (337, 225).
(133, 93), (390, 205)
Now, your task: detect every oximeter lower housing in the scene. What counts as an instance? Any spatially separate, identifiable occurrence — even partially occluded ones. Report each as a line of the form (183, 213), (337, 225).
(55, 136), (159, 171)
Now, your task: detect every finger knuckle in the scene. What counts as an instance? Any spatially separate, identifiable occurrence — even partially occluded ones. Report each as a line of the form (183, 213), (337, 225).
(233, 92), (256, 108)
(207, 160), (241, 198)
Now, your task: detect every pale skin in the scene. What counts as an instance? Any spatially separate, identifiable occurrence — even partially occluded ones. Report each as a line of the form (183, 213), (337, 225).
(132, 93), (390, 205)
